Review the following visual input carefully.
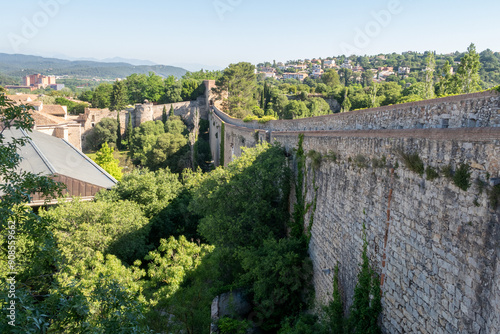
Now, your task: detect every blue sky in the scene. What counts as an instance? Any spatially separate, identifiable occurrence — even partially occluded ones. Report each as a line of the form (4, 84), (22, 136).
(1, 0), (498, 70)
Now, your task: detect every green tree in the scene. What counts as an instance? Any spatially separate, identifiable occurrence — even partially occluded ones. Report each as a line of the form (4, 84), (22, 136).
(110, 80), (128, 111)
(93, 142), (123, 181)
(126, 73), (148, 104)
(144, 236), (214, 300)
(214, 62), (257, 118)
(96, 167), (183, 218)
(436, 61), (457, 96)
(148, 132), (189, 170)
(181, 79), (202, 101)
(341, 89), (351, 112)
(193, 143), (290, 249)
(162, 105), (168, 124)
(144, 72), (165, 102)
(116, 112), (122, 149)
(456, 43), (482, 93)
(423, 52), (436, 99)
(368, 82), (380, 108)
(40, 199), (149, 264)
(85, 117), (118, 151)
(307, 97), (331, 116)
(322, 69), (341, 87)
(379, 82), (402, 105)
(323, 264), (344, 334)
(91, 83), (113, 109)
(361, 71), (374, 87)
(126, 112), (133, 149)
(348, 225), (382, 334)
(163, 82), (183, 103)
(284, 100), (309, 119)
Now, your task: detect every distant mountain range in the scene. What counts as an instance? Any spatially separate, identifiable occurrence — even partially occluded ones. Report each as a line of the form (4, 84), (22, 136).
(0, 53), (188, 80)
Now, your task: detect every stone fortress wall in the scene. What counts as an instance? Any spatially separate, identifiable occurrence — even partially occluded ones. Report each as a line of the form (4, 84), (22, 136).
(80, 95), (207, 150)
(208, 87), (500, 334)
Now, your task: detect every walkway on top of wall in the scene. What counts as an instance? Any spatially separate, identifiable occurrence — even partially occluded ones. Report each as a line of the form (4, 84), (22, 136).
(212, 89), (500, 133)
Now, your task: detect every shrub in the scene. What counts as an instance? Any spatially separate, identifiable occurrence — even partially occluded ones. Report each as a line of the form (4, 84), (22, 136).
(324, 151), (337, 162)
(453, 163), (471, 191)
(399, 150), (424, 175)
(425, 166), (439, 181)
(243, 115), (258, 122)
(354, 154), (368, 168)
(307, 150), (322, 170)
(218, 317), (251, 334)
(258, 115), (277, 123)
(372, 156), (386, 168)
(489, 184), (500, 209)
(442, 164), (453, 178)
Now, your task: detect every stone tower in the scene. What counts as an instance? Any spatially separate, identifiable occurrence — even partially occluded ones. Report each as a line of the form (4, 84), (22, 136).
(134, 100), (154, 127)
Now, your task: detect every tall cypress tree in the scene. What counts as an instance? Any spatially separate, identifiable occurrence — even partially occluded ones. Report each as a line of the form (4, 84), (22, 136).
(162, 106), (168, 124)
(116, 112), (122, 150)
(261, 83), (266, 109)
(169, 105), (175, 117)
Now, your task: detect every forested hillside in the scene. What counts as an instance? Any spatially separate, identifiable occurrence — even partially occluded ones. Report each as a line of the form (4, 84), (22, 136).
(0, 53), (188, 79)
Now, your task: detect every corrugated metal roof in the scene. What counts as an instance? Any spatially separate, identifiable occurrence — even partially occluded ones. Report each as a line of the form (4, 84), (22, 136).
(3, 128), (117, 189)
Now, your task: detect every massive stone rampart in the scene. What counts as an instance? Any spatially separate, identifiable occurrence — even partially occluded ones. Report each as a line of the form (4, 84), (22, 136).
(208, 90), (500, 333)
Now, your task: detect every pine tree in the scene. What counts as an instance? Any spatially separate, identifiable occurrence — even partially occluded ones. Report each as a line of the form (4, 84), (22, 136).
(116, 112), (122, 150)
(162, 106), (168, 124)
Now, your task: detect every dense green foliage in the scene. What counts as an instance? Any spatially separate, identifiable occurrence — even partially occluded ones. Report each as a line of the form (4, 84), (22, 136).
(41, 199), (150, 264)
(78, 72), (208, 110)
(213, 62), (258, 118)
(453, 163), (471, 191)
(54, 96), (89, 114)
(85, 117), (118, 151)
(347, 226), (382, 334)
(129, 117), (190, 172)
(93, 142), (123, 181)
(399, 150), (425, 176)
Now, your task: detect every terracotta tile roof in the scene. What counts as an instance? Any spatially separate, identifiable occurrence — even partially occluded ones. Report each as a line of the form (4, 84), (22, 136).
(31, 110), (66, 126)
(6, 94), (40, 104)
(42, 104), (66, 116)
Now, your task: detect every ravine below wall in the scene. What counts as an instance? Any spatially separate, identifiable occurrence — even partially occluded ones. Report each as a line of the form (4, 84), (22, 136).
(208, 90), (500, 333)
